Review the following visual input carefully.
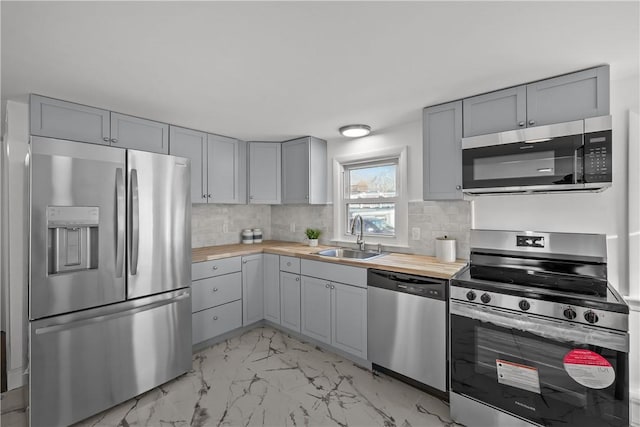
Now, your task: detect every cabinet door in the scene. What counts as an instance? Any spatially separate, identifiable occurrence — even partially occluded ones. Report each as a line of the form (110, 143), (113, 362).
(169, 126), (207, 203)
(242, 254), (264, 325)
(248, 142), (281, 204)
(423, 101), (464, 200)
(308, 137), (328, 205)
(263, 254), (280, 324)
(526, 66), (610, 127)
(300, 276), (331, 344)
(280, 271), (301, 332)
(30, 94), (110, 145)
(331, 282), (367, 359)
(282, 137), (310, 204)
(208, 134), (247, 204)
(463, 86), (527, 137)
(110, 112), (169, 154)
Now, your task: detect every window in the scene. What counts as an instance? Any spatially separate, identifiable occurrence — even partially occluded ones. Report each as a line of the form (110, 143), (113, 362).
(344, 160), (398, 237)
(333, 146), (407, 246)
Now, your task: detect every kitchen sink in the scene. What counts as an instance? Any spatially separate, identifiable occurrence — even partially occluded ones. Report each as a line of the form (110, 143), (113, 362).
(315, 248), (386, 260)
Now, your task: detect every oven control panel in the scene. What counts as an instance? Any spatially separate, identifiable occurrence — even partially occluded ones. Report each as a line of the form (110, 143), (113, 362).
(516, 235), (545, 248)
(450, 285), (628, 332)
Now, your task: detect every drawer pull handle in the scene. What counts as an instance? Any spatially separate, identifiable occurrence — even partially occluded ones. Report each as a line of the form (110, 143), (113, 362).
(212, 288), (218, 292)
(213, 316), (218, 321)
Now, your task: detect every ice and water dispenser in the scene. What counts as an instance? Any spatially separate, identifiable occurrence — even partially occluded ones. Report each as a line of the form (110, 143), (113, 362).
(47, 206), (99, 275)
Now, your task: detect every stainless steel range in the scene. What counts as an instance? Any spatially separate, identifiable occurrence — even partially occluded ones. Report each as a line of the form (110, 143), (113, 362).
(450, 230), (629, 427)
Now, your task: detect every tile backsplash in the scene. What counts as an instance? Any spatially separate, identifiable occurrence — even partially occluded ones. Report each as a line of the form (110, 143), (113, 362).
(192, 201), (472, 259)
(192, 204), (271, 248)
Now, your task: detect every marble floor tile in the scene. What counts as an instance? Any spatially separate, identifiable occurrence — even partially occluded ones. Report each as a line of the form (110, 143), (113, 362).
(4, 326), (463, 427)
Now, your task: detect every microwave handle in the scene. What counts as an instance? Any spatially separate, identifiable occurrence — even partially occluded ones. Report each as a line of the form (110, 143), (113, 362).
(450, 301), (628, 353)
(574, 145), (584, 184)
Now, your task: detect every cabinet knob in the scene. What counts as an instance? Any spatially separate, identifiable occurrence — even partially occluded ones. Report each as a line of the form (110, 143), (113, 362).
(213, 316), (218, 321)
(212, 287), (218, 292)
(305, 195), (309, 199)
(207, 194), (211, 198)
(325, 284), (330, 288)
(103, 137), (110, 142)
(202, 194), (207, 199)
(528, 120), (536, 126)
(296, 277), (300, 282)
(518, 121), (525, 127)
(331, 285), (335, 289)
(212, 266), (218, 270)
(243, 260), (247, 264)
(111, 138), (118, 143)
(456, 185), (462, 190)
(249, 196), (254, 200)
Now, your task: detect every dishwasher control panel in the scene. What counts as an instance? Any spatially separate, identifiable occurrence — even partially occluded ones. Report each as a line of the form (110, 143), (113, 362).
(368, 269), (447, 301)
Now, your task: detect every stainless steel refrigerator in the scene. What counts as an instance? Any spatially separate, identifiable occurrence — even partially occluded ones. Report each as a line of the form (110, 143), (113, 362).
(28, 137), (192, 427)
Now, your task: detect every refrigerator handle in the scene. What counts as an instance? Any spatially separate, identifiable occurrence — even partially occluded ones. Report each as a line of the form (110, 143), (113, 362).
(130, 168), (139, 275)
(115, 168), (125, 278)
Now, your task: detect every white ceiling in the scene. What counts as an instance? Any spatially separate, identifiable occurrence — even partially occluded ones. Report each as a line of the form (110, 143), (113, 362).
(2, 1), (639, 141)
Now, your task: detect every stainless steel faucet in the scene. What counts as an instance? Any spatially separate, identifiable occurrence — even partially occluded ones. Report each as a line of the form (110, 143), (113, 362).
(350, 215), (365, 251)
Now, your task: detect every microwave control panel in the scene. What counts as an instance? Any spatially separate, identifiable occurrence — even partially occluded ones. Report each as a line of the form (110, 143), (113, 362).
(584, 130), (612, 183)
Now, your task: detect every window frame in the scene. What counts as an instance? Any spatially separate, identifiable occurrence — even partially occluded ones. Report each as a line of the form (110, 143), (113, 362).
(333, 146), (408, 247)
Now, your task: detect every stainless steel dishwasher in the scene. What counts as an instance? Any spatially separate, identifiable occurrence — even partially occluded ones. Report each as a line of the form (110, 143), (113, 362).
(368, 269), (447, 394)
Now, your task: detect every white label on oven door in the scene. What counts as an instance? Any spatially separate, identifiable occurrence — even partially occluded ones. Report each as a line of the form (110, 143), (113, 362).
(563, 349), (615, 389)
(496, 359), (541, 394)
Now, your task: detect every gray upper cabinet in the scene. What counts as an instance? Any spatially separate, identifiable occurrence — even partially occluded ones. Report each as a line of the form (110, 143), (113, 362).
(282, 137), (327, 205)
(463, 65), (610, 137)
(208, 134), (246, 204)
(248, 142), (282, 204)
(110, 112), (169, 154)
(30, 94), (110, 145)
(169, 126), (207, 203)
(169, 127), (246, 204)
(526, 65), (610, 127)
(30, 94), (170, 154)
(423, 100), (463, 200)
(463, 86), (527, 137)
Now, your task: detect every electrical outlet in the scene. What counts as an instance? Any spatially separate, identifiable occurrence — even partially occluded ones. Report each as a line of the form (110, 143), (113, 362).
(223, 222), (229, 233)
(411, 227), (421, 240)
(290, 223), (296, 232)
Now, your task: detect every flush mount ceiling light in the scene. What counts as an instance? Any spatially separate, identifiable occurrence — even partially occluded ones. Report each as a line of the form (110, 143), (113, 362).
(339, 124), (371, 138)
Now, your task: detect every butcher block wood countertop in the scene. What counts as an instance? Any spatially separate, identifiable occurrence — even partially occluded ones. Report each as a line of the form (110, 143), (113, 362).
(192, 240), (467, 279)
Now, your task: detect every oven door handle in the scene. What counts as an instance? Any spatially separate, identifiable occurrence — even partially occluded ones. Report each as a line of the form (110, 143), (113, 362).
(450, 301), (629, 353)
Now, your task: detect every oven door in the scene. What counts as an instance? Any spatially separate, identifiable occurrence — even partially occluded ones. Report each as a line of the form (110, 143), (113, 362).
(462, 133), (584, 192)
(450, 301), (629, 427)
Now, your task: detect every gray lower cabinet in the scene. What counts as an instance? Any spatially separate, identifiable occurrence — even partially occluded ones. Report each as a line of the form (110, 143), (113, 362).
(30, 94), (110, 145)
(191, 257), (243, 345)
(248, 142), (282, 204)
(280, 271), (302, 332)
(263, 254), (281, 324)
(463, 65), (610, 137)
(170, 127), (246, 204)
(30, 94), (169, 153)
(423, 100), (463, 200)
(110, 112), (168, 154)
(300, 260), (367, 359)
(242, 254), (264, 325)
(282, 137), (327, 205)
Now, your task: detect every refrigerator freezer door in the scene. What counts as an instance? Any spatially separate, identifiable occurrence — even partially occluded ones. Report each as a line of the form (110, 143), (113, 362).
(127, 150), (191, 299)
(30, 138), (126, 319)
(30, 289), (192, 427)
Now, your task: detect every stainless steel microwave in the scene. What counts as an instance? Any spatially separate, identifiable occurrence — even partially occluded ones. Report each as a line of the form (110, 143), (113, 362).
(462, 116), (612, 194)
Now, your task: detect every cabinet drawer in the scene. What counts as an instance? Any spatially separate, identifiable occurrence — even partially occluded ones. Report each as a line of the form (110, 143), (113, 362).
(192, 257), (242, 281)
(191, 272), (242, 313)
(192, 301), (242, 345)
(280, 256), (300, 274)
(301, 259), (367, 288)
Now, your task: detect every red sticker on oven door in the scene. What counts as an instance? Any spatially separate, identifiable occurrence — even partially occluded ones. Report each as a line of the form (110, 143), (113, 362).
(563, 349), (615, 389)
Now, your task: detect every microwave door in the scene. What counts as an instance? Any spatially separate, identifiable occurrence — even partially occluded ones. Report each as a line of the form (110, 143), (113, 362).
(462, 134), (584, 190)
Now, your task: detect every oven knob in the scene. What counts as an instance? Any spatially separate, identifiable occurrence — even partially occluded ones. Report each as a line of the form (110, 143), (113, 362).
(518, 300), (530, 311)
(584, 310), (599, 324)
(563, 307), (577, 320)
(466, 290), (477, 301)
(480, 293), (491, 304)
